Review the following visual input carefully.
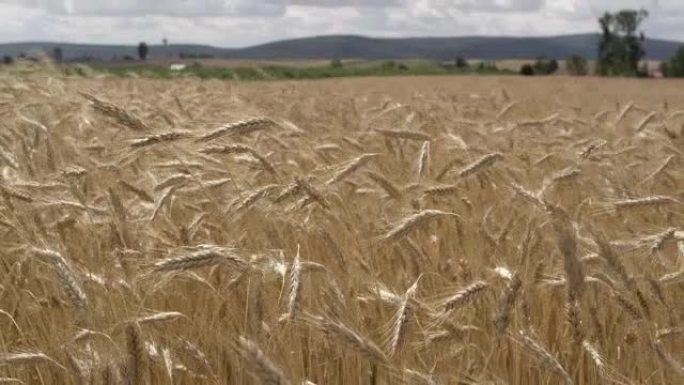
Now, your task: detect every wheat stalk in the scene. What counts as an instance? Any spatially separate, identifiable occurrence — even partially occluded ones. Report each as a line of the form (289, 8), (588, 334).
(152, 247), (245, 272)
(327, 153), (378, 185)
(130, 130), (192, 148)
(550, 209), (584, 300)
(201, 144), (278, 176)
(81, 93), (150, 131)
(494, 274), (521, 334)
(286, 245), (303, 321)
(612, 196), (679, 210)
(457, 153), (503, 178)
(366, 171), (403, 200)
(196, 118), (274, 142)
(236, 336), (291, 385)
(383, 210), (459, 241)
(512, 330), (573, 385)
(441, 280), (488, 312)
(417, 141), (430, 180)
(635, 111), (656, 132)
(0, 378), (24, 384)
(154, 173), (191, 192)
(125, 323), (146, 385)
(233, 184), (279, 212)
(118, 180), (154, 203)
(295, 178), (329, 209)
(375, 129), (432, 141)
(651, 339), (684, 375)
(388, 278), (419, 357)
(0, 352), (64, 370)
(135, 311), (188, 325)
(319, 317), (389, 364)
(31, 247), (88, 312)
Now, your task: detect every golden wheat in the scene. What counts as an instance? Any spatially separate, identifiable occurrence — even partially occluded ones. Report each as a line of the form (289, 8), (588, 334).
(0, 65), (681, 385)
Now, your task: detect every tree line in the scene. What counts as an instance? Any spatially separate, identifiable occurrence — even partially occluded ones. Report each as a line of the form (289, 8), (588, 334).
(519, 9), (679, 77)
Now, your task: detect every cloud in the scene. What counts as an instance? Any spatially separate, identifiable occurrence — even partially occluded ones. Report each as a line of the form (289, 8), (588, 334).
(0, 0), (682, 46)
(1, 0), (287, 16)
(290, 0), (404, 7)
(3, 0), (546, 16)
(2, 0), (67, 13)
(390, 0), (546, 18)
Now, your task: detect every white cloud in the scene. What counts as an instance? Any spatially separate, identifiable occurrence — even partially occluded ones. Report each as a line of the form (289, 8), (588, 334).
(0, 0), (682, 46)
(418, 0), (545, 13)
(2, 0), (287, 16)
(290, 0), (405, 7)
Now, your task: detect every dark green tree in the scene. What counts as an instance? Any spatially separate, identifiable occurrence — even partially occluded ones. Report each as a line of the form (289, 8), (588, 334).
(597, 9), (648, 76)
(138, 42), (149, 61)
(52, 47), (63, 63)
(520, 64), (534, 76)
(663, 46), (684, 77)
(532, 57), (559, 75)
(566, 55), (588, 76)
(455, 56), (469, 68)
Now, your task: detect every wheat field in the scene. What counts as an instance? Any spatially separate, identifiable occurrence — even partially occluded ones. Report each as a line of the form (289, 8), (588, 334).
(0, 65), (683, 385)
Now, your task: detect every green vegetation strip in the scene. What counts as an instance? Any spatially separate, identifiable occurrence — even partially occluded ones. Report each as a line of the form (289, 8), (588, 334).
(66, 60), (514, 81)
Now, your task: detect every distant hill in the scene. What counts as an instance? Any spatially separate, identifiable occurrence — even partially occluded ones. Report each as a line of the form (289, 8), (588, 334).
(1, 34), (681, 61)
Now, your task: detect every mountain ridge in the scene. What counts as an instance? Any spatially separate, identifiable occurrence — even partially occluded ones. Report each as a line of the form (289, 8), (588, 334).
(1, 33), (681, 61)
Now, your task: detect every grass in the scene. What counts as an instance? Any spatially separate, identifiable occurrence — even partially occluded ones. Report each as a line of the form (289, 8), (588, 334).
(68, 59), (512, 80)
(0, 63), (682, 385)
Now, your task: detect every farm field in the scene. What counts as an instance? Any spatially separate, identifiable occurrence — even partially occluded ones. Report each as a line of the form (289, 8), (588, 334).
(0, 69), (683, 385)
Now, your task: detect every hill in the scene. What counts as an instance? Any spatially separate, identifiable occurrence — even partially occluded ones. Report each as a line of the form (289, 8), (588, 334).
(1, 34), (681, 61)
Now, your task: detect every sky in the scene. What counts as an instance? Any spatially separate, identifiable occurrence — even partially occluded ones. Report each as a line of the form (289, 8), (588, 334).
(0, 0), (681, 47)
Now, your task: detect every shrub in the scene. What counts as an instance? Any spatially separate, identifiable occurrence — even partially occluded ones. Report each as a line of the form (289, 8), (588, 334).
(663, 45), (684, 77)
(330, 59), (343, 68)
(455, 57), (469, 68)
(476, 61), (498, 73)
(381, 61), (397, 70)
(566, 55), (588, 76)
(533, 57), (559, 75)
(2, 55), (13, 65)
(520, 64), (535, 76)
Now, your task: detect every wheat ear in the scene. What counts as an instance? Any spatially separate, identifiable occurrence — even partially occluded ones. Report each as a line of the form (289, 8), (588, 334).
(236, 336), (291, 385)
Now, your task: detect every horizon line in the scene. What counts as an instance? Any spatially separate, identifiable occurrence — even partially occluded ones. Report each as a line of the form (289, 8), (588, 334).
(1, 32), (683, 49)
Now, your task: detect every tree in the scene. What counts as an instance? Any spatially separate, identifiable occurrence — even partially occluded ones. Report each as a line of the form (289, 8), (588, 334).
(662, 46), (684, 77)
(597, 9), (648, 76)
(532, 57), (559, 75)
(549, 59), (559, 73)
(455, 56), (469, 68)
(52, 47), (63, 63)
(520, 64), (534, 76)
(138, 42), (149, 61)
(566, 55), (588, 76)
